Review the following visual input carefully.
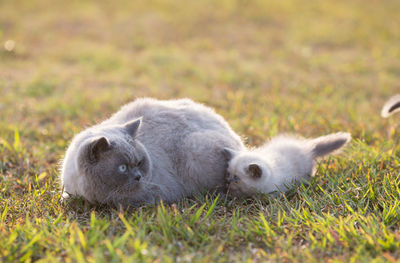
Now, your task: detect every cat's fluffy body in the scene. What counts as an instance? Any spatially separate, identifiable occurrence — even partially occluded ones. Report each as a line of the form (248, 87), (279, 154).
(224, 132), (351, 197)
(61, 98), (245, 206)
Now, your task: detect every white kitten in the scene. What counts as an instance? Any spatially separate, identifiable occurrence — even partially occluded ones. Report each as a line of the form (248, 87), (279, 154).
(223, 132), (351, 197)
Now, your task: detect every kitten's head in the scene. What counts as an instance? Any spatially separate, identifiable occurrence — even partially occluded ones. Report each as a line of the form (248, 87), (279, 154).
(222, 148), (271, 197)
(62, 118), (152, 205)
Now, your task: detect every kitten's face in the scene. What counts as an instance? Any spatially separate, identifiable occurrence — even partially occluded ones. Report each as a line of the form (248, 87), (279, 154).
(224, 149), (270, 197)
(76, 119), (152, 203)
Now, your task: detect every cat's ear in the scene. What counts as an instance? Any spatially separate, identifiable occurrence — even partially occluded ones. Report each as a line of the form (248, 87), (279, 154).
(222, 147), (238, 161)
(88, 136), (110, 162)
(124, 118), (142, 137)
(381, 94), (400, 118)
(247, 163), (262, 178)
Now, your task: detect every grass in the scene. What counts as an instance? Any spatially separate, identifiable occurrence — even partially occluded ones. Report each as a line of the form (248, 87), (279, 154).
(1, 0), (400, 261)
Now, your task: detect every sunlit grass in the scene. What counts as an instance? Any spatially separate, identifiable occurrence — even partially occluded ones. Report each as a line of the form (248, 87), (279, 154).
(1, 0), (400, 261)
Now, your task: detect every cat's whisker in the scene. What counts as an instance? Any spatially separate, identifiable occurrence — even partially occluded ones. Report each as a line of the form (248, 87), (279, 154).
(140, 181), (163, 187)
(132, 131), (145, 140)
(103, 189), (120, 203)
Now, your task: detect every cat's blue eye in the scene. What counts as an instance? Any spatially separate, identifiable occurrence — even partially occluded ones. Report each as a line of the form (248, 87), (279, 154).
(118, 164), (127, 173)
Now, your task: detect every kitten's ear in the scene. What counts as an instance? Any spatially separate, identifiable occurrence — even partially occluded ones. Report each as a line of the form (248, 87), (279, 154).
(222, 147), (238, 161)
(247, 163), (262, 178)
(381, 94), (400, 118)
(89, 136), (110, 162)
(124, 118), (142, 137)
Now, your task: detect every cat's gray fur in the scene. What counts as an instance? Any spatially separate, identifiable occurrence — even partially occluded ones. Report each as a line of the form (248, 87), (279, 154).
(223, 132), (351, 197)
(61, 98), (245, 207)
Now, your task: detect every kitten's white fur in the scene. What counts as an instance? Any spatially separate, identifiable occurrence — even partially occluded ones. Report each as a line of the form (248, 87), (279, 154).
(225, 132), (351, 197)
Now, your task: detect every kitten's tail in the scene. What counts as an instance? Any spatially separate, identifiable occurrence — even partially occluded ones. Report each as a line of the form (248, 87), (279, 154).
(309, 132), (351, 159)
(381, 94), (400, 118)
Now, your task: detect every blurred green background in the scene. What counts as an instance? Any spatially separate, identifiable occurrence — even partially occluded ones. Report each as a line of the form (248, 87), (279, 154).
(1, 0), (400, 262)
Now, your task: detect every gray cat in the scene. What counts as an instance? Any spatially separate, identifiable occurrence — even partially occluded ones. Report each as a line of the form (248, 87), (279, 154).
(61, 98), (245, 207)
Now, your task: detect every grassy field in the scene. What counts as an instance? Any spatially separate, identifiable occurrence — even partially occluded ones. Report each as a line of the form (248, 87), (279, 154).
(1, 0), (400, 261)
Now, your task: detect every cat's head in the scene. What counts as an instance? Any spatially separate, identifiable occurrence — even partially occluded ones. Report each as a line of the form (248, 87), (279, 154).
(62, 118), (152, 204)
(222, 148), (271, 197)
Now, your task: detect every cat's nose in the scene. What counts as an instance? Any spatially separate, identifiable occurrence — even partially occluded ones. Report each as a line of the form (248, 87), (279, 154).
(133, 170), (142, 181)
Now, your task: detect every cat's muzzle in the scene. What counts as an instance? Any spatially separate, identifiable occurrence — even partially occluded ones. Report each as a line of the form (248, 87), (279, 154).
(133, 170), (142, 181)
(226, 175), (240, 189)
